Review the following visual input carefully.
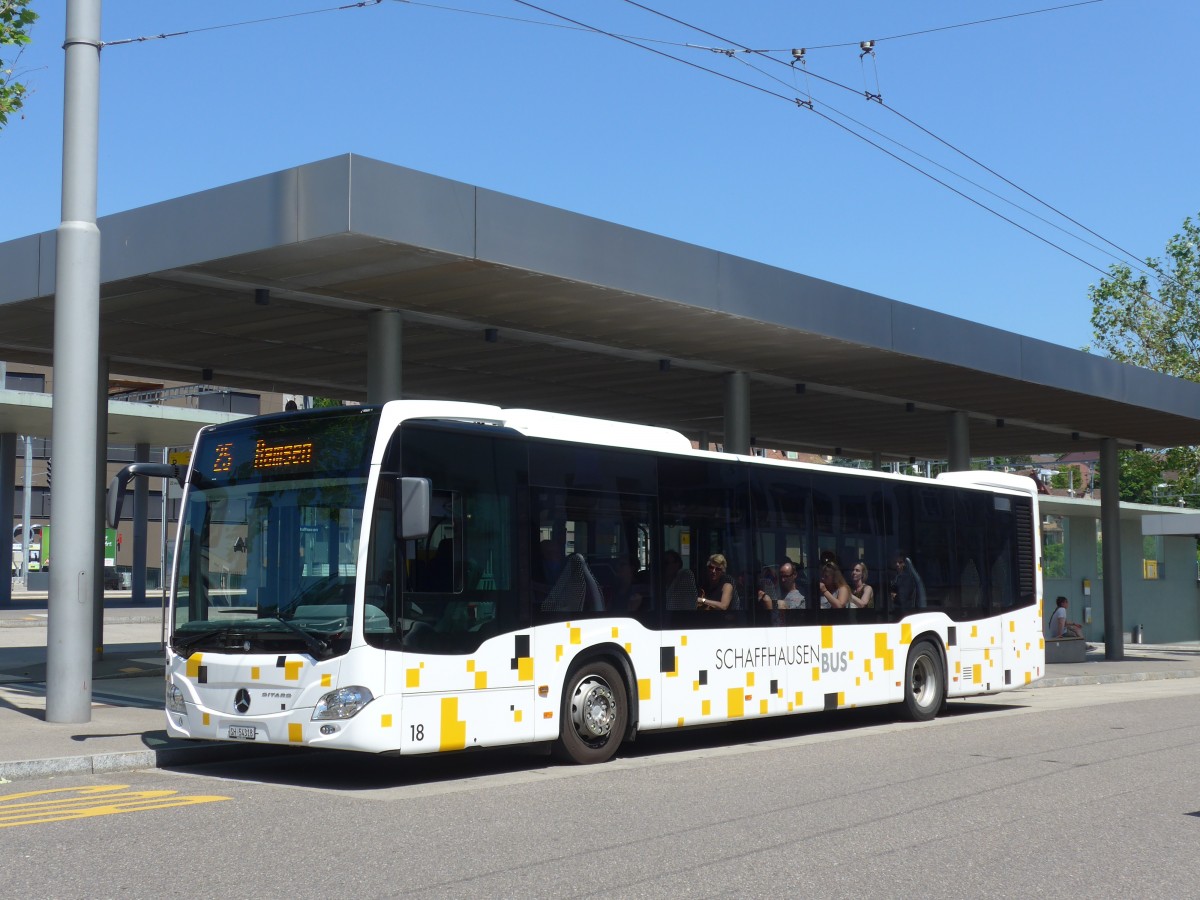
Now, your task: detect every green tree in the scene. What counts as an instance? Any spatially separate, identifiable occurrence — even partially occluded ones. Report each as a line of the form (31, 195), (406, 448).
(1090, 213), (1200, 496)
(1110, 450), (1166, 505)
(1090, 213), (1200, 378)
(1, 0), (37, 128)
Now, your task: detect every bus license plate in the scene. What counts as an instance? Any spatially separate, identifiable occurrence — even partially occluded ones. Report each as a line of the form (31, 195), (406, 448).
(228, 725), (257, 741)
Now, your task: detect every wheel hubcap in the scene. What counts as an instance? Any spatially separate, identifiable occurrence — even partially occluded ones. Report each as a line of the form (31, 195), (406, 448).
(911, 655), (935, 708)
(571, 677), (616, 741)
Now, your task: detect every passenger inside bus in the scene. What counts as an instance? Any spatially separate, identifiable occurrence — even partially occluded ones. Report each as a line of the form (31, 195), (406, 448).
(817, 562), (851, 609)
(698, 553), (737, 611)
(775, 561), (806, 609)
(849, 562), (874, 608)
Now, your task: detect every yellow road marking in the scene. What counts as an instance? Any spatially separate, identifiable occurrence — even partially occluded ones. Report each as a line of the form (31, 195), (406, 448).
(0, 784), (229, 829)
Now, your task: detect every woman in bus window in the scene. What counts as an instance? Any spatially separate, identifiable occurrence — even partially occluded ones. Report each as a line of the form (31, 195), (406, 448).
(849, 562), (874, 608)
(818, 562), (852, 609)
(698, 553), (736, 611)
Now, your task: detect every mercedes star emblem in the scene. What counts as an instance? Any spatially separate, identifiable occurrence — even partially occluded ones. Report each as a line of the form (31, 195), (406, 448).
(234, 688), (251, 714)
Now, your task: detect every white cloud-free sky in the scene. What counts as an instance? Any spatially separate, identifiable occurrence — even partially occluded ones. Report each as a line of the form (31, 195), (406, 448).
(4, 1), (1195, 352)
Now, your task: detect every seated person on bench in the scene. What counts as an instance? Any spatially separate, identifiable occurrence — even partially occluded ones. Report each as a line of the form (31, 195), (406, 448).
(1047, 596), (1083, 638)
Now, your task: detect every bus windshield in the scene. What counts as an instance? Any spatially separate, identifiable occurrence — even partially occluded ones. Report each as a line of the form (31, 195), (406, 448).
(170, 408), (380, 657)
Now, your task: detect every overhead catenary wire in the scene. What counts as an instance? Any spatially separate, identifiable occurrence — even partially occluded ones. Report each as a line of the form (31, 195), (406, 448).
(95, 0), (1175, 297)
(102, 0), (385, 46)
(616, 0), (1186, 296)
(723, 51), (1133, 267)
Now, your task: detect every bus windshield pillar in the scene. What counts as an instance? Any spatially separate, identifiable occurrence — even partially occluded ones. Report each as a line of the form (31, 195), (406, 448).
(367, 310), (403, 403)
(723, 372), (750, 456)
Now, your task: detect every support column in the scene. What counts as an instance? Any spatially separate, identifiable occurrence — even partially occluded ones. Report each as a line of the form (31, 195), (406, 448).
(871, 451), (883, 472)
(0, 433), (14, 605)
(48, 0), (103, 723)
(697, 430), (710, 453)
(723, 372), (750, 456)
(367, 310), (403, 403)
(132, 442), (149, 604)
(92, 355), (109, 661)
(1100, 438), (1124, 661)
(947, 411), (970, 472)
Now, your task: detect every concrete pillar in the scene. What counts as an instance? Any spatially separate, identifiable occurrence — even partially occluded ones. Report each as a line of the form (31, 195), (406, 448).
(1100, 438), (1124, 661)
(92, 355), (109, 661)
(132, 442), (149, 604)
(0, 432), (14, 605)
(723, 372), (751, 456)
(697, 430), (710, 453)
(367, 310), (403, 403)
(947, 411), (970, 472)
(871, 451), (883, 472)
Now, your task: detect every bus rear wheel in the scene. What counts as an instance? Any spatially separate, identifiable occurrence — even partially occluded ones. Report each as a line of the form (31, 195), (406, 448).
(903, 641), (944, 722)
(553, 661), (628, 765)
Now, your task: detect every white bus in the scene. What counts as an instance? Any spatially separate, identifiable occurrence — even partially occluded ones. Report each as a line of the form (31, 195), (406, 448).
(110, 401), (1045, 764)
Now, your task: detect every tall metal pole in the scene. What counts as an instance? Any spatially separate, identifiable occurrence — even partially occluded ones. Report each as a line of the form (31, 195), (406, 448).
(47, 0), (103, 723)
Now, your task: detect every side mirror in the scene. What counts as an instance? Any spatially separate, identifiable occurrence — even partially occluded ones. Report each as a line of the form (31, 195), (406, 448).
(107, 462), (187, 529)
(396, 477), (432, 540)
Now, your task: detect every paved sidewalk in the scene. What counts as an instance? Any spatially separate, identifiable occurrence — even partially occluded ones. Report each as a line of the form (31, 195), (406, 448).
(3, 601), (1199, 782)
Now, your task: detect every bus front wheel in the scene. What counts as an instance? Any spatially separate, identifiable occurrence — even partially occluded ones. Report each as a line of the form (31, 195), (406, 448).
(903, 642), (944, 722)
(553, 660), (628, 765)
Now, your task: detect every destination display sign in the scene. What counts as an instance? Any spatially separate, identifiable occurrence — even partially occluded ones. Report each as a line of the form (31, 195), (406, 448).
(194, 409), (380, 485)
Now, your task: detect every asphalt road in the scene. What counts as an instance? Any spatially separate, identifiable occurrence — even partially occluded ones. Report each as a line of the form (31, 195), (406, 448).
(4, 678), (1200, 899)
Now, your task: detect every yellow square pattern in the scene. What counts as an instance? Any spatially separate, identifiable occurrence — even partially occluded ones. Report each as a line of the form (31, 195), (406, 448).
(439, 697), (466, 751)
(727, 687), (745, 718)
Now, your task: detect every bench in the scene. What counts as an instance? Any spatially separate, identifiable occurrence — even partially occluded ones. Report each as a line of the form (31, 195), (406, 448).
(1046, 637), (1087, 663)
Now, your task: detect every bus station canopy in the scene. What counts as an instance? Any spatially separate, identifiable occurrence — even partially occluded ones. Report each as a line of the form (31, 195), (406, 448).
(3, 153), (1200, 461)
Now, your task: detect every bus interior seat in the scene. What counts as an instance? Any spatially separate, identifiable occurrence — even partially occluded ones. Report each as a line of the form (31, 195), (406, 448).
(665, 568), (699, 610)
(541, 553), (604, 612)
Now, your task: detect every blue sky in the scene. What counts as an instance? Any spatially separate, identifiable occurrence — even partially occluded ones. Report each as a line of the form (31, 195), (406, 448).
(3, 1), (1196, 352)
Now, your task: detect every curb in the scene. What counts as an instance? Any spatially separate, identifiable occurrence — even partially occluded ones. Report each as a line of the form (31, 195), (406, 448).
(1035, 668), (1200, 688)
(0, 615), (161, 629)
(0, 740), (294, 782)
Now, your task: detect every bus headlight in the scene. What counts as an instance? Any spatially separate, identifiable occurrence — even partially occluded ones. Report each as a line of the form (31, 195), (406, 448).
(312, 686), (374, 720)
(166, 683), (186, 714)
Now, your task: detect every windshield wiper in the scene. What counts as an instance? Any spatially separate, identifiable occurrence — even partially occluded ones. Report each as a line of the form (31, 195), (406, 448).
(173, 626), (234, 656)
(261, 616), (333, 659)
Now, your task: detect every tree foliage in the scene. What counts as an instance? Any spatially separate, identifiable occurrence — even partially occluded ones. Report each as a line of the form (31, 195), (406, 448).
(0, 0), (37, 128)
(1090, 214), (1200, 501)
(1090, 213), (1200, 377)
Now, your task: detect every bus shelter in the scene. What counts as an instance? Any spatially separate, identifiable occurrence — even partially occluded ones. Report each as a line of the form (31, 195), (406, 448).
(4, 154), (1200, 713)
